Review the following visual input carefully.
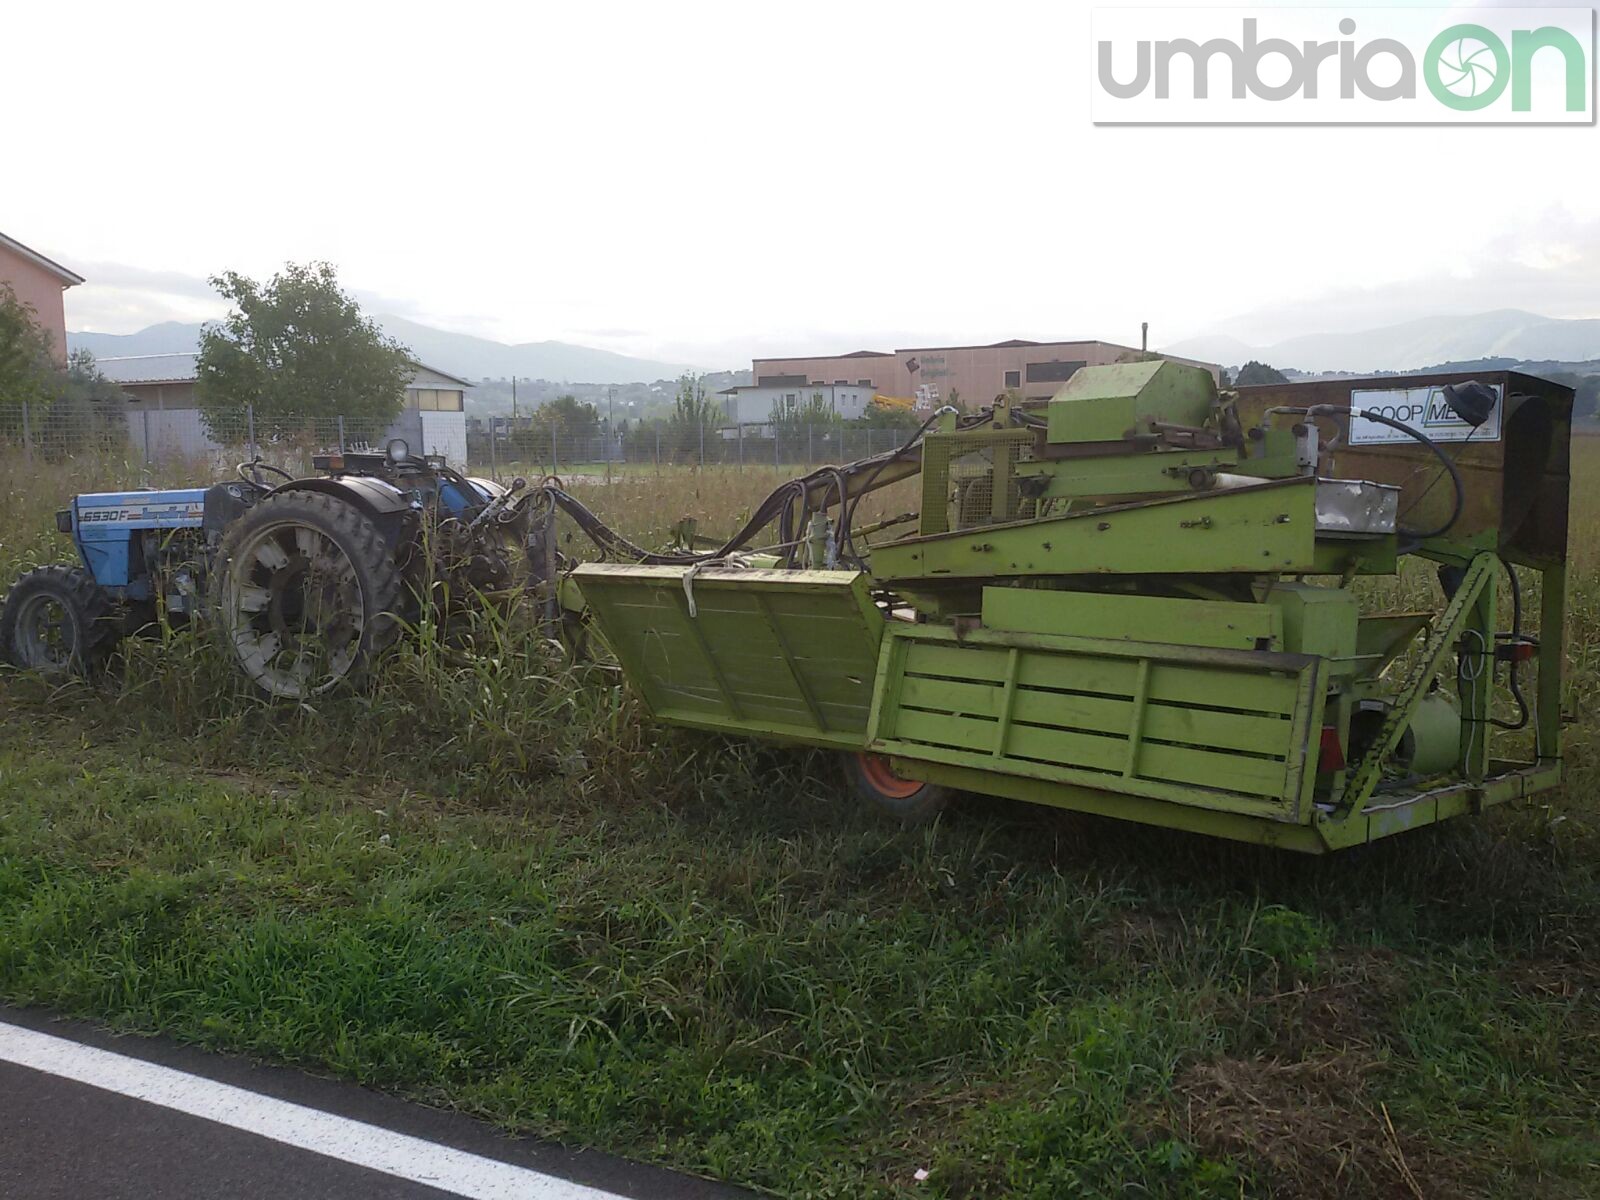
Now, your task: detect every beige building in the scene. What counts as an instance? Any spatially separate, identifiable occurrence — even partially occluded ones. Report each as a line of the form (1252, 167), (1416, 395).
(753, 338), (1217, 409)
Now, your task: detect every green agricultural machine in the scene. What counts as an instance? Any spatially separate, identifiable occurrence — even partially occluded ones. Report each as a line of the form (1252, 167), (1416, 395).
(555, 361), (1572, 852)
(6, 358), (1569, 853)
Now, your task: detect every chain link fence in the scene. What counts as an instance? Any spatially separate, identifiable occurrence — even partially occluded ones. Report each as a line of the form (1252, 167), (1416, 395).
(0, 401), (916, 480)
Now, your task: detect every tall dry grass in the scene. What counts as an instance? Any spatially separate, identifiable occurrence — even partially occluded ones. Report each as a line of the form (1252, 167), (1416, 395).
(0, 439), (1595, 803)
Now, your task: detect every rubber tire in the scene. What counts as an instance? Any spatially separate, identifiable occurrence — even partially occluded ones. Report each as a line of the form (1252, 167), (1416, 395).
(845, 752), (953, 825)
(0, 564), (118, 677)
(210, 490), (403, 698)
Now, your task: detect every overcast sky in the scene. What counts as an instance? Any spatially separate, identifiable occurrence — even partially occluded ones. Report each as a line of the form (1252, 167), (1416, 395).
(9, 0), (1597, 368)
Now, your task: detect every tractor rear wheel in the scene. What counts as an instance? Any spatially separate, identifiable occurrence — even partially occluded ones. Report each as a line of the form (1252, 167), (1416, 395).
(211, 491), (402, 698)
(846, 752), (952, 824)
(0, 565), (117, 677)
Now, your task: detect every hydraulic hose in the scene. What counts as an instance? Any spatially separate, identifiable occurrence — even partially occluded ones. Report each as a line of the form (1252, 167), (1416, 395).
(524, 402), (987, 569)
(1491, 557), (1530, 731)
(1272, 404), (1466, 542)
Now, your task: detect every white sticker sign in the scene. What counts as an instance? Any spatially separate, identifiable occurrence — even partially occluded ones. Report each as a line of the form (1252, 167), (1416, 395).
(1348, 384), (1502, 445)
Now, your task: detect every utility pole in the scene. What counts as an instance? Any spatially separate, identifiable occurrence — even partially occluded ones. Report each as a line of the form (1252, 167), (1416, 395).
(511, 377), (519, 470)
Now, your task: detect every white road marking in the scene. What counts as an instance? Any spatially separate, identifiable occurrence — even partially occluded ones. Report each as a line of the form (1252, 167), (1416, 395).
(0, 1020), (629, 1200)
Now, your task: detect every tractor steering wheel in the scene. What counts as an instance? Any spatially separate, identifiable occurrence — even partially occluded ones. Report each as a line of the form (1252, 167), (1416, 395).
(238, 459), (295, 487)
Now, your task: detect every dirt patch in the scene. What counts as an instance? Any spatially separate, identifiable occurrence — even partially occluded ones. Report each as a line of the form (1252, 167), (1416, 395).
(1086, 910), (1189, 967)
(1255, 948), (1412, 1056)
(1173, 1053), (1461, 1200)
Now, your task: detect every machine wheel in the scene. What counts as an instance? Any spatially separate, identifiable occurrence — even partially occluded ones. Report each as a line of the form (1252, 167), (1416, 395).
(211, 491), (402, 698)
(846, 752), (952, 824)
(0, 565), (118, 676)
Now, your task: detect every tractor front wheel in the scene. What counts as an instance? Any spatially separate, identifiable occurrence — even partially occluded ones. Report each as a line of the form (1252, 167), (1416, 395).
(846, 752), (952, 824)
(211, 491), (403, 699)
(0, 565), (118, 677)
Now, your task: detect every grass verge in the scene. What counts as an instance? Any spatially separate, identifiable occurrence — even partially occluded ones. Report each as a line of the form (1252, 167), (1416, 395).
(0, 694), (1596, 1198)
(2, 452), (1600, 1196)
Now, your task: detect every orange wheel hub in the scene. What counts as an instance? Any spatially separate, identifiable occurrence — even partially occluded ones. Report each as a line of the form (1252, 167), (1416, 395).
(857, 753), (925, 800)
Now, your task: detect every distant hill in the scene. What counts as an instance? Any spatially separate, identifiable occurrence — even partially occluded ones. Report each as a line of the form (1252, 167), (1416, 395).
(1164, 310), (1600, 375)
(69, 315), (699, 386)
(373, 315), (693, 384)
(69, 321), (206, 359)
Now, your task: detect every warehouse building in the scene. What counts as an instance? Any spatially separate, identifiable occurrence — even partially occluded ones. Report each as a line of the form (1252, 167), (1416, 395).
(752, 338), (1217, 410)
(97, 354), (473, 464)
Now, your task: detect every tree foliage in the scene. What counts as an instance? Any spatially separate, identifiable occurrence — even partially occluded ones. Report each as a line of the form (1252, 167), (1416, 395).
(856, 400), (924, 430)
(670, 373), (717, 431)
(0, 292), (128, 452)
(769, 390), (837, 434)
(41, 350), (131, 450)
(195, 262), (412, 438)
(530, 394), (600, 438)
(0, 285), (58, 421)
(1234, 360), (1289, 386)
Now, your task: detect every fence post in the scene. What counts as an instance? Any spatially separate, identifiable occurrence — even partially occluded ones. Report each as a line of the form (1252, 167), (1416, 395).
(337, 415), (346, 454)
(551, 429), (558, 478)
(808, 423), (814, 464)
(489, 421), (498, 480)
(20, 401), (32, 462)
(737, 423), (743, 470)
(699, 421), (705, 469)
(246, 404), (257, 462)
(142, 408), (152, 466)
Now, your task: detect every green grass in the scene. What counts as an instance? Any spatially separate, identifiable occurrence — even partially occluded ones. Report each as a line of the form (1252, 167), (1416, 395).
(1, 451), (1599, 1197)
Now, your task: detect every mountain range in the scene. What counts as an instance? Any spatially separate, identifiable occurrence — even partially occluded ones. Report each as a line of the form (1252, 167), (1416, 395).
(68, 314), (694, 385)
(1164, 310), (1600, 375)
(70, 307), (1600, 386)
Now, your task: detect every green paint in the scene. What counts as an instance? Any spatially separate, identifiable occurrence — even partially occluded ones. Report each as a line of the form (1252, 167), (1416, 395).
(1045, 359), (1216, 444)
(571, 362), (1571, 853)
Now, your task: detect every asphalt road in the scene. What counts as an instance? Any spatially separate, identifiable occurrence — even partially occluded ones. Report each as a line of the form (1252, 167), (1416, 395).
(0, 1007), (753, 1200)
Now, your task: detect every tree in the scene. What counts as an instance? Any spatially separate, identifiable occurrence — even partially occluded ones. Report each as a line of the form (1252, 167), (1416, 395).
(0, 294), (128, 453)
(0, 285), (58, 426)
(195, 262), (412, 439)
(856, 399), (923, 431)
(530, 394), (600, 439)
(669, 373), (718, 456)
(770, 389), (836, 434)
(515, 393), (600, 459)
(1234, 360), (1289, 386)
(38, 350), (130, 452)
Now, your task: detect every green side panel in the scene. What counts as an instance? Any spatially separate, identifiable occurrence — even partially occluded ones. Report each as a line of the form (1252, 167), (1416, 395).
(982, 587), (1283, 651)
(1020, 448), (1245, 499)
(572, 564), (884, 750)
(1045, 360), (1216, 444)
(868, 624), (1323, 822)
(1261, 583), (1358, 658)
(873, 477), (1321, 581)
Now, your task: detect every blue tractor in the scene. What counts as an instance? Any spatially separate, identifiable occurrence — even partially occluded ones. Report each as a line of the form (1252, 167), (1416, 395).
(1, 442), (533, 697)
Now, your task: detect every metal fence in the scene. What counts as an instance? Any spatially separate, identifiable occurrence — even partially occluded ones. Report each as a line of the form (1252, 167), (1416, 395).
(0, 400), (917, 478)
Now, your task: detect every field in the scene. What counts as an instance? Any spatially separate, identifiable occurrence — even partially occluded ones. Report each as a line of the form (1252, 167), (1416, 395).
(1, 446), (1598, 1198)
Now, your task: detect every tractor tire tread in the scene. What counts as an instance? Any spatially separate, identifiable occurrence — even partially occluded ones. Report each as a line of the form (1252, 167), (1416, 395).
(210, 490), (403, 695)
(0, 563), (119, 673)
